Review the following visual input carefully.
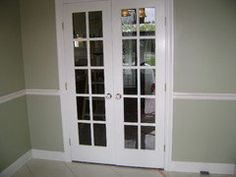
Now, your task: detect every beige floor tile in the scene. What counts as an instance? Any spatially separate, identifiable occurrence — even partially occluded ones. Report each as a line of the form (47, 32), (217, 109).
(66, 162), (119, 177)
(166, 171), (234, 177)
(12, 165), (32, 177)
(12, 159), (234, 177)
(26, 159), (75, 177)
(112, 166), (163, 177)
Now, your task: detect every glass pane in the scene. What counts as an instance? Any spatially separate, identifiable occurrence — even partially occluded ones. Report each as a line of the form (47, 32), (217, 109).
(91, 70), (104, 94)
(139, 8), (155, 36)
(141, 98), (155, 123)
(73, 12), (86, 38)
(121, 9), (137, 36)
(74, 41), (87, 66)
(141, 126), (155, 150)
(124, 98), (137, 122)
(124, 125), (138, 149)
(89, 11), (103, 37)
(77, 97), (90, 120)
(75, 70), (89, 94)
(123, 40), (137, 66)
(140, 69), (155, 95)
(90, 41), (103, 66)
(140, 39), (155, 66)
(92, 97), (105, 121)
(78, 123), (91, 145)
(94, 124), (106, 146)
(123, 69), (137, 95)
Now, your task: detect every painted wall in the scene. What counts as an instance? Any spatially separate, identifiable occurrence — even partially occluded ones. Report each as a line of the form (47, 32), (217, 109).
(174, 0), (236, 93)
(20, 0), (59, 89)
(173, 100), (236, 163)
(173, 0), (236, 163)
(27, 95), (64, 151)
(0, 0), (30, 172)
(20, 0), (64, 151)
(0, 0), (25, 96)
(0, 97), (31, 172)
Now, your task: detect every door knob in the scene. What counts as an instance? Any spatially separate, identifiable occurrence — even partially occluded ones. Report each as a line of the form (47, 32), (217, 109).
(105, 93), (112, 99)
(115, 93), (122, 100)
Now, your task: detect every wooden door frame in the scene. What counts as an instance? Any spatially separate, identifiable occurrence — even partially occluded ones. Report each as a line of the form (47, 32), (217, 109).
(54, 0), (174, 170)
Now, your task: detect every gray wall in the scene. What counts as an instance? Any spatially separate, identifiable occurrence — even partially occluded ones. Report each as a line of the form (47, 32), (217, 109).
(0, 0), (31, 172)
(173, 0), (236, 163)
(20, 0), (64, 152)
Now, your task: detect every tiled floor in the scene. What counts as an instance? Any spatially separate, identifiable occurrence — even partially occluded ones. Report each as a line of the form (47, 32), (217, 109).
(12, 159), (234, 177)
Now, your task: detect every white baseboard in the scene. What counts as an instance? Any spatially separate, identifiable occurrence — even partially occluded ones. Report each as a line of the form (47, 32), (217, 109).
(31, 149), (65, 161)
(0, 150), (32, 177)
(169, 161), (235, 175)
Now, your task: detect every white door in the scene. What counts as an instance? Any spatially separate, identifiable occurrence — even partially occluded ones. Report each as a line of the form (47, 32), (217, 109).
(64, 0), (165, 168)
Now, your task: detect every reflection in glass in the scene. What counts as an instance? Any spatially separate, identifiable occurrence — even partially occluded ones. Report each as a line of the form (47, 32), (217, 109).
(124, 98), (138, 122)
(139, 8), (155, 36)
(92, 97), (105, 121)
(141, 98), (155, 123)
(78, 123), (91, 145)
(89, 11), (103, 37)
(123, 40), (137, 66)
(91, 70), (104, 94)
(140, 39), (155, 66)
(125, 125), (138, 149)
(94, 124), (106, 146)
(141, 69), (155, 95)
(74, 41), (87, 66)
(141, 126), (155, 150)
(123, 69), (137, 95)
(75, 70), (89, 94)
(77, 97), (90, 120)
(90, 41), (103, 66)
(121, 9), (137, 36)
(73, 12), (86, 38)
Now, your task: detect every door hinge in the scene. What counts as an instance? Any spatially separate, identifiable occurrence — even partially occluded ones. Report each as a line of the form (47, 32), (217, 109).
(164, 145), (166, 152)
(62, 22), (64, 30)
(65, 82), (68, 90)
(164, 83), (167, 92)
(165, 17), (167, 26)
(69, 138), (71, 146)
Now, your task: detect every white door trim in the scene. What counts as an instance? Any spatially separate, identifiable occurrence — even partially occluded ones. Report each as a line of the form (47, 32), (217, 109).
(164, 0), (174, 171)
(55, 0), (72, 162)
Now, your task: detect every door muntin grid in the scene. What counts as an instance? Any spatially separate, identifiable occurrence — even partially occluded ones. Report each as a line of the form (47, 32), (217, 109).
(121, 7), (156, 150)
(73, 10), (107, 147)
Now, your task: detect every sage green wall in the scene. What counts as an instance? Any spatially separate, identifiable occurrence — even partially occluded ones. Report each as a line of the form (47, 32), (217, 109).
(27, 95), (64, 151)
(174, 0), (236, 93)
(0, 0), (25, 96)
(0, 0), (31, 173)
(20, 0), (64, 152)
(20, 0), (59, 89)
(173, 0), (236, 163)
(173, 100), (236, 163)
(0, 97), (31, 172)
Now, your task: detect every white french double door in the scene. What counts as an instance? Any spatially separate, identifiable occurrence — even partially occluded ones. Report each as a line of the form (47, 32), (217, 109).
(64, 0), (165, 168)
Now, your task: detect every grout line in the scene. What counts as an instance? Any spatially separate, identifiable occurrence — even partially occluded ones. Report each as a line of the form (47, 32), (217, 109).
(25, 163), (34, 177)
(64, 162), (77, 177)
